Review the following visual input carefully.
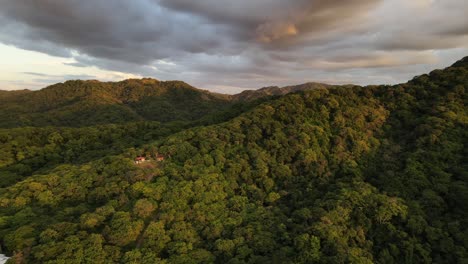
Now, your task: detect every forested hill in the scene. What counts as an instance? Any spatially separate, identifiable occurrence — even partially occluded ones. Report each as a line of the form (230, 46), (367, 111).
(0, 79), (331, 128)
(452, 56), (468, 67)
(0, 79), (232, 128)
(0, 57), (466, 263)
(230, 82), (331, 101)
(0, 90), (32, 99)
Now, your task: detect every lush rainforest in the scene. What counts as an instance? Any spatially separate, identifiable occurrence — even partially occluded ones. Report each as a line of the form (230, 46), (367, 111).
(0, 79), (232, 128)
(0, 57), (466, 263)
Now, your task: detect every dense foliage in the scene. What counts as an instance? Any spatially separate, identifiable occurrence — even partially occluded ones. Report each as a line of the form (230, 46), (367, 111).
(0, 58), (466, 263)
(230, 82), (330, 102)
(0, 121), (191, 188)
(0, 79), (231, 128)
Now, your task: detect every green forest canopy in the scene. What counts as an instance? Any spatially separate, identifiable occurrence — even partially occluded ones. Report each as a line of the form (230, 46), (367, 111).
(0, 57), (466, 263)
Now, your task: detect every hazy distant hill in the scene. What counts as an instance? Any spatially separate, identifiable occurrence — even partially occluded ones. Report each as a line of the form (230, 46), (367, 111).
(230, 82), (331, 101)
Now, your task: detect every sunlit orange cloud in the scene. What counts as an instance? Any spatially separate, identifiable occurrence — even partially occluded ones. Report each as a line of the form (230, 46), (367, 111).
(256, 22), (299, 43)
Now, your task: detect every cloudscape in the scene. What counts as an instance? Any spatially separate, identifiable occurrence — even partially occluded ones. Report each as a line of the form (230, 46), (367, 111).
(0, 0), (467, 93)
(0, 1), (467, 263)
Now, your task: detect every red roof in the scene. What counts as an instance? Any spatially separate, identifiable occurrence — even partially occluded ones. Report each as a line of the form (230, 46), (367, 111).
(135, 156), (146, 161)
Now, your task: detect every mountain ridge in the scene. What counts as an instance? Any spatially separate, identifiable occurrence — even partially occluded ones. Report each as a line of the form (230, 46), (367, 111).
(2, 55), (467, 97)
(0, 79), (232, 127)
(0, 78), (333, 128)
(0, 56), (466, 263)
(1, 57), (467, 129)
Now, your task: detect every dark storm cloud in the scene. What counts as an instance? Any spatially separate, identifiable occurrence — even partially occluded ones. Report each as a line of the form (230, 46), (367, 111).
(0, 0), (467, 92)
(158, 0), (381, 45)
(0, 0), (228, 64)
(0, 0), (380, 62)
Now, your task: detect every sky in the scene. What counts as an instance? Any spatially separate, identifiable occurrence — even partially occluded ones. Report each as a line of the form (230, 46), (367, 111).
(0, 0), (467, 94)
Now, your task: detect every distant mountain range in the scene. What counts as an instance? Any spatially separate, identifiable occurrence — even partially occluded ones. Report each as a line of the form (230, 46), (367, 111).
(0, 56), (466, 263)
(0, 77), (332, 128)
(229, 82), (331, 101)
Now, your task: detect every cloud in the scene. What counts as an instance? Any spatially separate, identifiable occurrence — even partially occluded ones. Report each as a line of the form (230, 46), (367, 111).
(22, 72), (96, 79)
(301, 52), (438, 70)
(158, 0), (382, 46)
(256, 22), (299, 43)
(0, 0), (467, 93)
